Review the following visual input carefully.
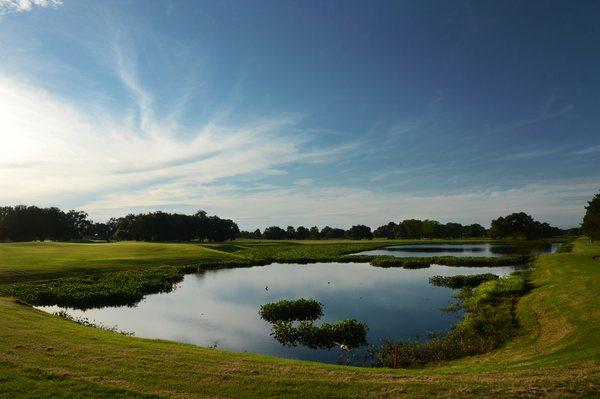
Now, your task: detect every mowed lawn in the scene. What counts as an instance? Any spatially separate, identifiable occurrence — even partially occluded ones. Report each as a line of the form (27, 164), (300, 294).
(0, 241), (240, 283)
(0, 239), (598, 397)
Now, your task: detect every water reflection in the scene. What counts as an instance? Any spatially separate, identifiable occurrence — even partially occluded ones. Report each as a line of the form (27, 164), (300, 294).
(354, 242), (559, 258)
(38, 261), (526, 364)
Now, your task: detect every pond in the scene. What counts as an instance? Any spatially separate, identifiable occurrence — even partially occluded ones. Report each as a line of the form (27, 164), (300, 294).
(353, 242), (560, 258)
(38, 261), (529, 365)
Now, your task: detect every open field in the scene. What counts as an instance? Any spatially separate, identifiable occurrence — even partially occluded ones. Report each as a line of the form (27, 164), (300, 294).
(0, 238), (598, 397)
(0, 241), (241, 284)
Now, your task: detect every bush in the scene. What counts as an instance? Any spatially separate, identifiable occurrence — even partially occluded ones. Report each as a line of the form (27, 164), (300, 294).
(271, 319), (368, 349)
(259, 298), (323, 323)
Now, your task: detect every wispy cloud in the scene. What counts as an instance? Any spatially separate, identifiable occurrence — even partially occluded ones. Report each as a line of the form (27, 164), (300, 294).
(80, 177), (598, 229)
(570, 145), (600, 155)
(0, 72), (350, 199)
(0, 0), (61, 15)
(491, 148), (560, 162)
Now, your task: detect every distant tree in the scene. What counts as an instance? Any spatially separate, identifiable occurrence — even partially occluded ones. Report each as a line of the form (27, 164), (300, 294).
(66, 210), (92, 239)
(286, 226), (296, 239)
(400, 219), (423, 239)
(325, 227), (346, 239)
(254, 228), (263, 239)
(443, 222), (464, 239)
(238, 230), (254, 239)
(296, 226), (310, 240)
(373, 222), (397, 239)
(463, 223), (487, 238)
(421, 220), (441, 239)
(309, 226), (320, 240)
(320, 226), (332, 239)
(346, 225), (373, 240)
(581, 192), (600, 242)
(263, 226), (287, 240)
(90, 222), (114, 241)
(490, 212), (559, 240)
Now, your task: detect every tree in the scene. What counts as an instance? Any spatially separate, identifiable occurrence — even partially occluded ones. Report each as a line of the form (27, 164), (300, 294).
(373, 222), (397, 239)
(263, 226), (287, 240)
(346, 225), (373, 240)
(286, 226), (296, 239)
(490, 212), (559, 240)
(296, 226), (310, 240)
(463, 223), (487, 238)
(309, 226), (320, 240)
(582, 192), (600, 242)
(400, 219), (423, 239)
(421, 220), (440, 239)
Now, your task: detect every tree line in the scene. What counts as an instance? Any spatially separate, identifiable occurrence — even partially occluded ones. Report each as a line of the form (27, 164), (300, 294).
(245, 213), (575, 241)
(0, 204), (582, 243)
(0, 206), (238, 242)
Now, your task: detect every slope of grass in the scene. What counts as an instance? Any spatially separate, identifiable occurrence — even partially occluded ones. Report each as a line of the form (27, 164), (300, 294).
(0, 241), (240, 283)
(0, 239), (597, 397)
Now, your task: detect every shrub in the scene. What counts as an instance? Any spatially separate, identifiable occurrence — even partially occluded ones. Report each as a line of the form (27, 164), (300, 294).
(271, 319), (368, 349)
(259, 298), (323, 323)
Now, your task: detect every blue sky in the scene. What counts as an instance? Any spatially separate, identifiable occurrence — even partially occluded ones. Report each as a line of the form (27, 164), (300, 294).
(0, 0), (598, 229)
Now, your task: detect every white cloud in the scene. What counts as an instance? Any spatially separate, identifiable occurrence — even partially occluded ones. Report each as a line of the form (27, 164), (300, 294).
(294, 178), (314, 186)
(0, 0), (62, 15)
(0, 73), (349, 210)
(78, 176), (597, 229)
(1, 71), (593, 229)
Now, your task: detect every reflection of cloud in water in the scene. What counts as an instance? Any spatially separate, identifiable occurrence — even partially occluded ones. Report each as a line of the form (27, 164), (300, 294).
(37, 261), (520, 363)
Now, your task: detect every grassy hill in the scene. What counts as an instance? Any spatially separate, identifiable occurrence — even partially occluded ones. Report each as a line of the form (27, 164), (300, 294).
(0, 239), (597, 397)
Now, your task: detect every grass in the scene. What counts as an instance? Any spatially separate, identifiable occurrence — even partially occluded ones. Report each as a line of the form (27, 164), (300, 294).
(0, 241), (241, 283)
(0, 239), (598, 397)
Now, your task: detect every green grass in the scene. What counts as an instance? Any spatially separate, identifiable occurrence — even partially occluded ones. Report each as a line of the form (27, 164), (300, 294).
(0, 239), (598, 397)
(0, 241), (240, 283)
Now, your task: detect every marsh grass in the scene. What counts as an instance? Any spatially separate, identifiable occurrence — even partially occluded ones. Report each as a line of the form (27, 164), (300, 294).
(429, 273), (499, 288)
(3, 259), (261, 309)
(373, 273), (528, 368)
(259, 298), (323, 323)
(370, 254), (531, 268)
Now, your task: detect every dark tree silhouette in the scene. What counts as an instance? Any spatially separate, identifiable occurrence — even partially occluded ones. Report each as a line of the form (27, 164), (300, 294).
(581, 192), (600, 242)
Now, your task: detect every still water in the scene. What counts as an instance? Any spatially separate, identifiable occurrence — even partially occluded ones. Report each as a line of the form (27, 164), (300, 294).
(39, 261), (527, 364)
(354, 242), (560, 258)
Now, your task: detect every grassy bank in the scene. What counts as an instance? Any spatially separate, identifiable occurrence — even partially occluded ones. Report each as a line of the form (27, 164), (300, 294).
(0, 239), (597, 397)
(0, 241), (241, 283)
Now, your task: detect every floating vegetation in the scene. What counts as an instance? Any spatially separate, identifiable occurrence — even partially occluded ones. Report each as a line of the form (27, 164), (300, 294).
(370, 254), (532, 268)
(3, 259), (261, 309)
(259, 298), (323, 323)
(271, 319), (368, 350)
(429, 273), (499, 289)
(260, 299), (368, 350)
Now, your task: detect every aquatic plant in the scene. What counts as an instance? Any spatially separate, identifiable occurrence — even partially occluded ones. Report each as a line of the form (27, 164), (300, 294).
(429, 273), (499, 289)
(3, 259), (260, 309)
(372, 273), (528, 368)
(259, 298), (323, 323)
(370, 254), (532, 268)
(271, 319), (368, 350)
(261, 298), (368, 350)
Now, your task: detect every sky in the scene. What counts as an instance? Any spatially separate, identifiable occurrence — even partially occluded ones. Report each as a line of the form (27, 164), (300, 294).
(0, 0), (599, 229)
